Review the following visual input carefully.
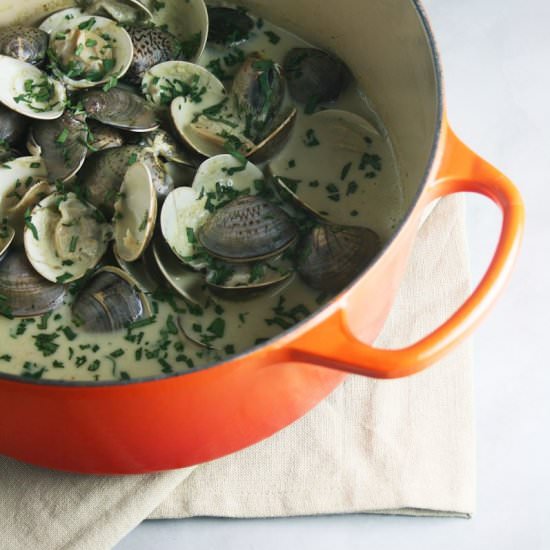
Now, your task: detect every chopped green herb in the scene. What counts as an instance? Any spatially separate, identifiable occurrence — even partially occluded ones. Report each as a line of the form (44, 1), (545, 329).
(61, 326), (77, 341)
(69, 235), (79, 252)
(33, 332), (59, 357)
(127, 152), (138, 165)
(264, 30), (280, 44)
(56, 272), (73, 284)
(24, 208), (38, 240)
(207, 318), (225, 338)
(340, 162), (352, 181)
(110, 348), (125, 358)
(78, 18), (96, 31)
(303, 128), (320, 147)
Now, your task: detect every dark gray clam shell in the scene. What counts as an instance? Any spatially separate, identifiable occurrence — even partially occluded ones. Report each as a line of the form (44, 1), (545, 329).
(81, 87), (159, 132)
(30, 112), (88, 182)
(198, 195), (297, 263)
(297, 224), (381, 292)
(71, 267), (151, 332)
(283, 48), (350, 106)
(125, 26), (184, 84)
(0, 26), (48, 66)
(207, 7), (254, 48)
(232, 53), (285, 142)
(0, 248), (66, 317)
(0, 104), (28, 147)
(78, 145), (171, 215)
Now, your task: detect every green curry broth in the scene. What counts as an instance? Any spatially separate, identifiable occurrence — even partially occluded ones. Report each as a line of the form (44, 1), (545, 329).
(0, 6), (403, 381)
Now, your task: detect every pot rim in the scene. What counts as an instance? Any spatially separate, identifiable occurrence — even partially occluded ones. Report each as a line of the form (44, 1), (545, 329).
(0, 0), (444, 388)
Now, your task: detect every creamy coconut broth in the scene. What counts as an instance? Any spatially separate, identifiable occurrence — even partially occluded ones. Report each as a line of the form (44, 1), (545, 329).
(0, 3), (403, 381)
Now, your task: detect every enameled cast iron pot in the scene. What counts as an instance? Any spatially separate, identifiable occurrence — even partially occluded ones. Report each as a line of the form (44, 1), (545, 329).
(0, 0), (524, 473)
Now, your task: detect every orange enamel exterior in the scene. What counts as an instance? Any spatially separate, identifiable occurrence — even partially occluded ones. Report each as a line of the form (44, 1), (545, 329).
(0, 121), (524, 474)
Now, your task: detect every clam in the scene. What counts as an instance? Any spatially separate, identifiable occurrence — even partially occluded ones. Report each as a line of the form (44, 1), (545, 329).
(46, 15), (133, 89)
(29, 111), (88, 182)
(190, 153), (264, 200)
(3, 180), (53, 240)
(0, 223), (15, 261)
(198, 195), (297, 263)
(71, 266), (152, 332)
(0, 56), (66, 120)
(39, 8), (85, 34)
(77, 145), (169, 215)
(149, 0), (208, 62)
(296, 224), (381, 292)
(0, 156), (47, 218)
(269, 109), (384, 225)
(125, 26), (184, 85)
(78, 0), (153, 24)
(167, 61), (296, 162)
(152, 237), (207, 306)
(206, 6), (254, 48)
(143, 60), (220, 107)
(138, 129), (197, 167)
(23, 192), (112, 283)
(113, 161), (157, 262)
(283, 48), (350, 106)
(86, 120), (125, 153)
(81, 86), (159, 132)
(232, 53), (285, 142)
(160, 186), (209, 269)
(0, 104), (28, 147)
(0, 26), (49, 66)
(0, 247), (66, 318)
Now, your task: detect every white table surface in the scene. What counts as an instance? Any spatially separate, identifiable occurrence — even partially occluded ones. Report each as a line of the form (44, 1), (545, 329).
(116, 1), (549, 548)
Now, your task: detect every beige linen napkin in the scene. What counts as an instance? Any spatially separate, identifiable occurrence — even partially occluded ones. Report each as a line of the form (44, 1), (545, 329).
(0, 195), (475, 550)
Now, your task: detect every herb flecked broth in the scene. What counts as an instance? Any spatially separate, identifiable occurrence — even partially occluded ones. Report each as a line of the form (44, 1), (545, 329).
(0, 4), (403, 381)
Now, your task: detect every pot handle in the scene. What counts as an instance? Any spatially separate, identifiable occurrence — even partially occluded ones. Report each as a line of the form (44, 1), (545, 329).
(285, 129), (525, 378)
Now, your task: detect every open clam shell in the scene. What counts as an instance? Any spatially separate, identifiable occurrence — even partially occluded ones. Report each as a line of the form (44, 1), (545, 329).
(160, 185), (209, 269)
(3, 180), (53, 240)
(39, 8), (84, 34)
(71, 265), (152, 333)
(149, 0), (208, 63)
(191, 153), (263, 200)
(231, 53), (285, 143)
(24, 192), (112, 283)
(77, 145), (169, 215)
(113, 242), (162, 294)
(152, 237), (207, 306)
(113, 161), (157, 262)
(0, 156), (48, 218)
(81, 0), (154, 24)
(29, 111), (88, 182)
(46, 15), (133, 90)
(0, 247), (66, 318)
(0, 56), (66, 120)
(82, 87), (159, 132)
(269, 109), (385, 225)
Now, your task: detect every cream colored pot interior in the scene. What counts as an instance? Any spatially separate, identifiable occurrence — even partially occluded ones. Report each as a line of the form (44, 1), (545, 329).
(1, 0), (440, 219)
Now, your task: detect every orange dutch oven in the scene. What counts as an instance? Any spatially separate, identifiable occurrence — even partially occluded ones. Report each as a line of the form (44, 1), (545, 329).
(0, 0), (524, 473)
